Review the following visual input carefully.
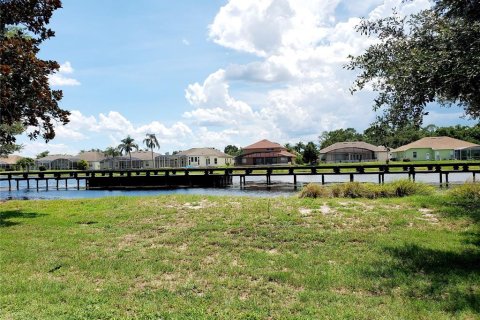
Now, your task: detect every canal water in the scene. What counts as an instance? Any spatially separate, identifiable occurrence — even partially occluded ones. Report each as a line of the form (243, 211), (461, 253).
(0, 173), (475, 200)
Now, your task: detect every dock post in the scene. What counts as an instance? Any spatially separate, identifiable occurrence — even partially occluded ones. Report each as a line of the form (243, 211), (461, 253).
(16, 180), (19, 190)
(378, 174), (381, 184)
(293, 174), (297, 186)
(46, 179), (49, 191)
(349, 173), (354, 182)
(321, 174), (325, 185)
(439, 173), (443, 186)
(36, 180), (39, 191)
(77, 179), (80, 190)
(412, 173), (416, 182)
(445, 173), (449, 187)
(65, 179), (68, 190)
(382, 174), (385, 184)
(473, 172), (476, 182)
(8, 179), (11, 191)
(27, 179), (30, 189)
(56, 179), (59, 190)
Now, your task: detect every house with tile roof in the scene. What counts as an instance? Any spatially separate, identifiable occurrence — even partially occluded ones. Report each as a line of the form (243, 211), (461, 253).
(319, 141), (389, 163)
(236, 139), (296, 165)
(391, 136), (480, 161)
(155, 148), (233, 168)
(77, 151), (106, 170)
(0, 155), (23, 170)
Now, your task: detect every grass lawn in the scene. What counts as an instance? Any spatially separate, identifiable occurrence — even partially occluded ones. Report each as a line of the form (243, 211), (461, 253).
(0, 193), (479, 319)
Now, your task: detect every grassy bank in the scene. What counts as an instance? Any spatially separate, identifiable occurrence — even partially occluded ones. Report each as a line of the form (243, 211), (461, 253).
(0, 192), (479, 319)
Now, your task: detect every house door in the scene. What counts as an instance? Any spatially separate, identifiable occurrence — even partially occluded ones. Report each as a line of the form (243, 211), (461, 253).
(435, 151), (440, 160)
(426, 153), (430, 160)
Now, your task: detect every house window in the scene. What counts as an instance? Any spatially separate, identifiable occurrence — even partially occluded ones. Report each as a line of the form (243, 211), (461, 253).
(413, 151), (417, 159)
(214, 158), (217, 164)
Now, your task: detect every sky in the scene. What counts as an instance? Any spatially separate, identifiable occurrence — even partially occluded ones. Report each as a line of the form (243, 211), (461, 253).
(16, 0), (477, 157)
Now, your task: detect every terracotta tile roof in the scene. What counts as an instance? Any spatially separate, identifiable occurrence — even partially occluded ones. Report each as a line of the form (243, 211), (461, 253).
(174, 148), (233, 158)
(243, 139), (284, 150)
(243, 151), (296, 158)
(320, 141), (388, 154)
(393, 136), (479, 152)
(0, 155), (23, 165)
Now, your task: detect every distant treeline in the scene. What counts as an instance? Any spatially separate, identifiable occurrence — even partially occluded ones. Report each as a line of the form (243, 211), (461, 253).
(319, 124), (480, 150)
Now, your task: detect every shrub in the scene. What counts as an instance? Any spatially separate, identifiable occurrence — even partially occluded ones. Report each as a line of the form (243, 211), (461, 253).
(448, 182), (480, 206)
(387, 179), (434, 197)
(299, 183), (330, 198)
(78, 160), (89, 170)
(38, 165), (47, 171)
(402, 158), (411, 162)
(341, 182), (367, 198)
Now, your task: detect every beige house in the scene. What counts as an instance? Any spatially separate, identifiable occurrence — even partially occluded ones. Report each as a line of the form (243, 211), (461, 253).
(156, 148), (233, 168)
(100, 151), (160, 170)
(77, 151), (106, 170)
(319, 141), (389, 163)
(0, 155), (23, 170)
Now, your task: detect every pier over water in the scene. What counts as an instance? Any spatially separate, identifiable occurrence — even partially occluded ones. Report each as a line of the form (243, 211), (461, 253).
(1, 162), (478, 191)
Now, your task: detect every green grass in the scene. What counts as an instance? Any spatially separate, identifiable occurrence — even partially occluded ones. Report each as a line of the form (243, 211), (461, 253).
(0, 193), (479, 319)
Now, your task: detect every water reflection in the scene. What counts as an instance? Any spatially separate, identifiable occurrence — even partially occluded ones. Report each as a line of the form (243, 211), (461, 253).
(0, 172), (475, 200)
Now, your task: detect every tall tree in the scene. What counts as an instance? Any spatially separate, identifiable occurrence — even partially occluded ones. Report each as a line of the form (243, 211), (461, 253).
(143, 133), (160, 168)
(293, 142), (305, 154)
(36, 150), (49, 159)
(15, 157), (34, 172)
(347, 0), (480, 128)
(1, 0), (69, 149)
(0, 122), (23, 156)
(224, 145), (240, 156)
(319, 128), (363, 149)
(118, 136), (138, 169)
(302, 142), (319, 164)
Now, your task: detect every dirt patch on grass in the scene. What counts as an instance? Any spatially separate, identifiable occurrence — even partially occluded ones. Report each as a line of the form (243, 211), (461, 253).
(417, 208), (439, 224)
(299, 203), (335, 217)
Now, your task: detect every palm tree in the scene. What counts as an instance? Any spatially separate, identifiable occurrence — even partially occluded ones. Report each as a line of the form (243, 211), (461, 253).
(143, 133), (160, 168)
(103, 147), (122, 169)
(118, 136), (138, 169)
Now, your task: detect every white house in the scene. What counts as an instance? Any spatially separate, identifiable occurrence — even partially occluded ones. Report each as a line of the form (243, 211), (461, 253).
(156, 148), (233, 168)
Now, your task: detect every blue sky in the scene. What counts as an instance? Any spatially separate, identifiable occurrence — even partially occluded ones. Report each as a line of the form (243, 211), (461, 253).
(17, 0), (477, 157)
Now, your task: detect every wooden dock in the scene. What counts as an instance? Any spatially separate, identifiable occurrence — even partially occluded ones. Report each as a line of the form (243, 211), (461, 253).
(0, 162), (478, 191)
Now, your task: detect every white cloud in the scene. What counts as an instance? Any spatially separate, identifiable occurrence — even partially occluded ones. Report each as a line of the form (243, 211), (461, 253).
(49, 61), (81, 86)
(182, 0), (432, 146)
(182, 38), (190, 45)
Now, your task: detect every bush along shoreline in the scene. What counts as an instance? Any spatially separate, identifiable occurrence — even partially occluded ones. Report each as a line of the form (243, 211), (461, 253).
(299, 179), (438, 199)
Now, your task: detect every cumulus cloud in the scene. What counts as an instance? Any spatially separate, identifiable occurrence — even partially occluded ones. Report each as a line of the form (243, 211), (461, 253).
(49, 61), (81, 86)
(182, 0), (432, 145)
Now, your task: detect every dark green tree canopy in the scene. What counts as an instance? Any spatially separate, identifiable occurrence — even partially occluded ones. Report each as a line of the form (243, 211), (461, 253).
(319, 128), (363, 149)
(224, 145), (240, 156)
(347, 0), (480, 128)
(302, 142), (319, 164)
(0, 0), (69, 148)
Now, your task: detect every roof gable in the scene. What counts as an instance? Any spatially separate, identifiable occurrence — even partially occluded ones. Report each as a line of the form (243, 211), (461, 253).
(243, 139), (284, 150)
(176, 148), (233, 157)
(393, 136), (479, 152)
(320, 141), (387, 153)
